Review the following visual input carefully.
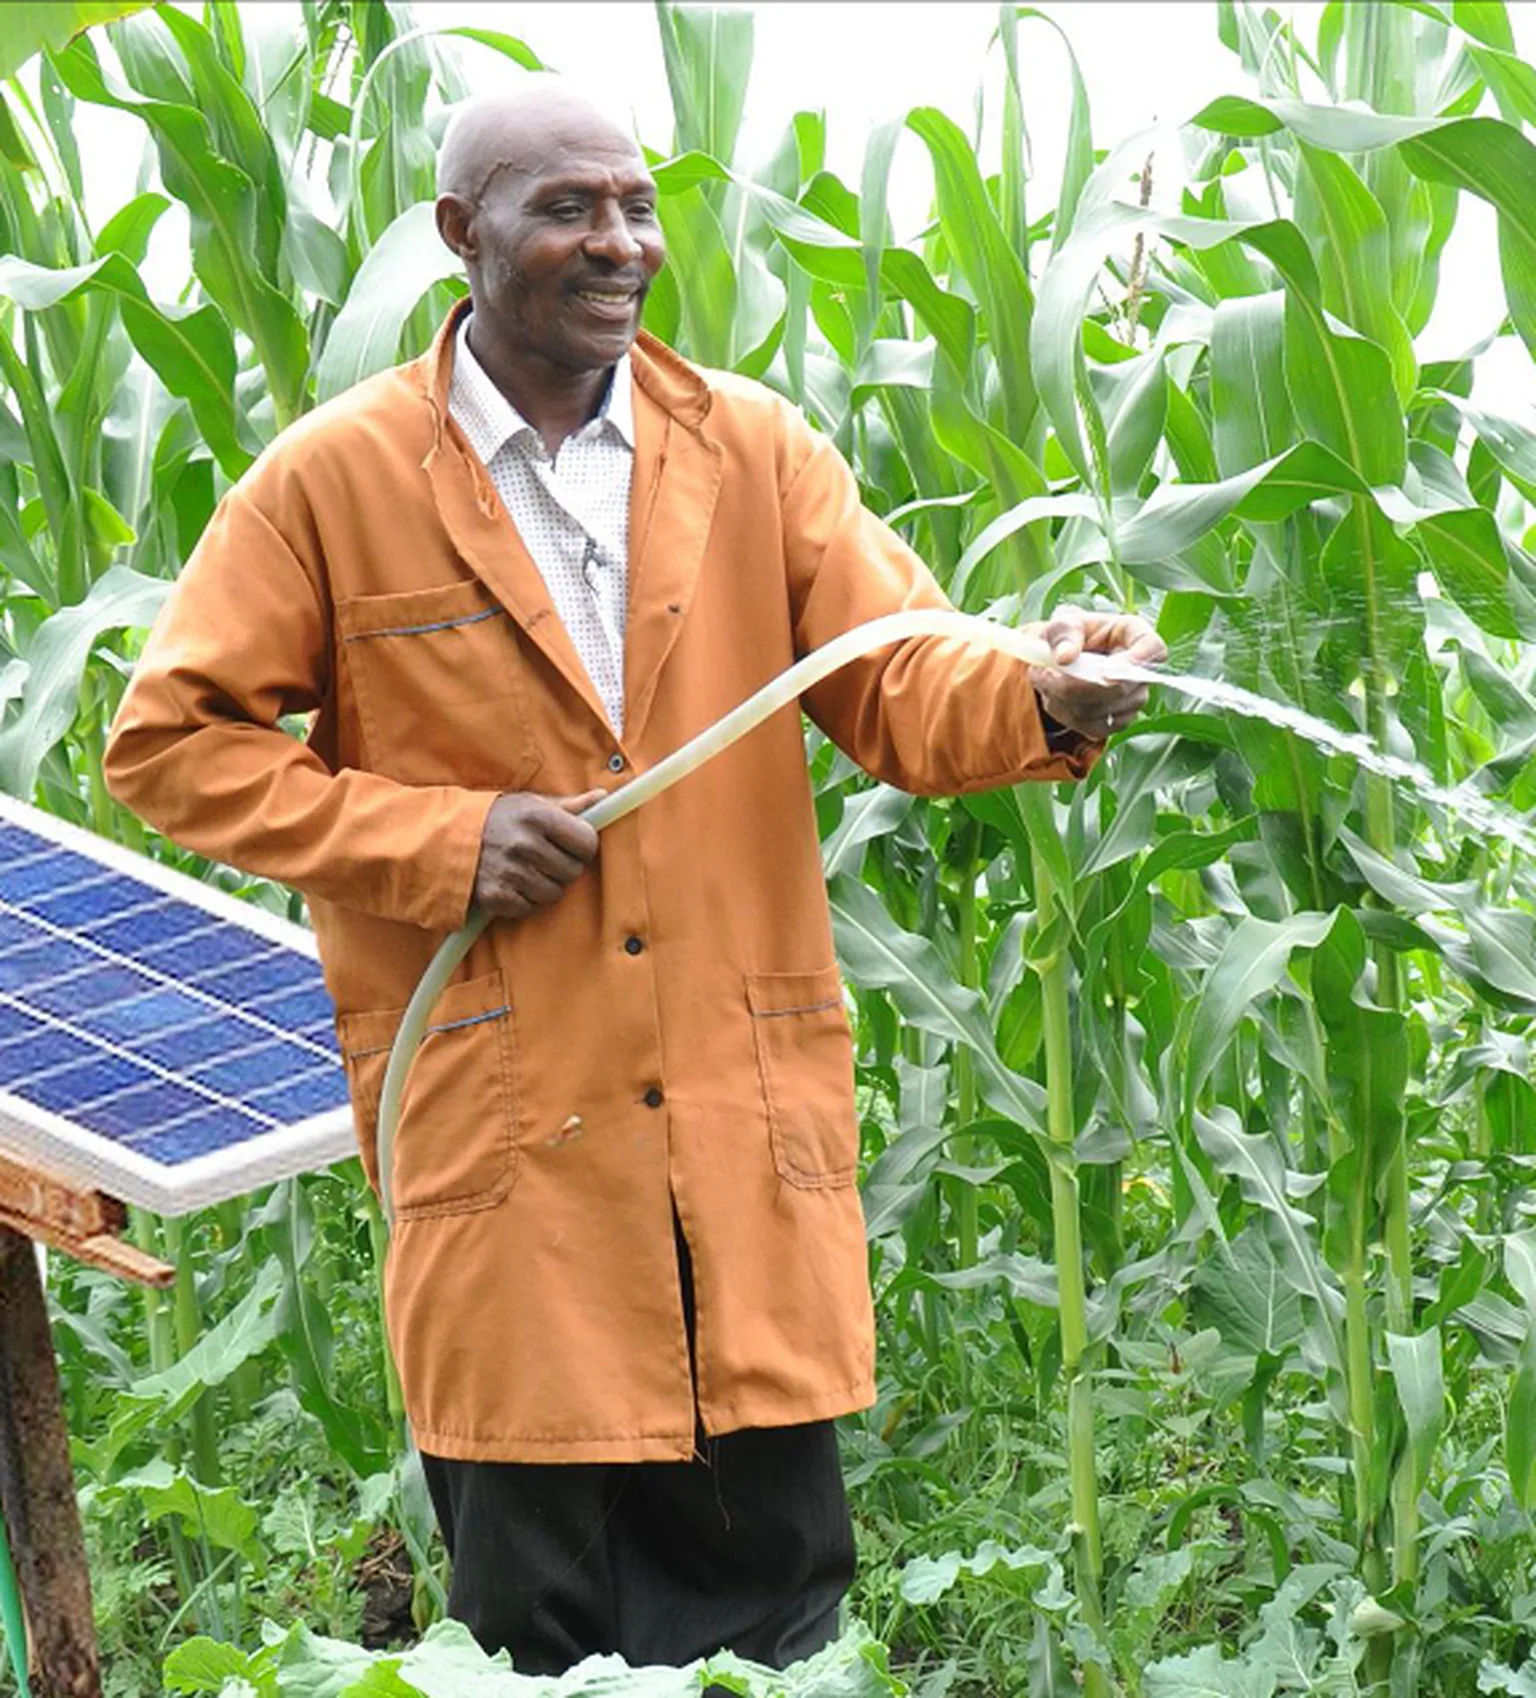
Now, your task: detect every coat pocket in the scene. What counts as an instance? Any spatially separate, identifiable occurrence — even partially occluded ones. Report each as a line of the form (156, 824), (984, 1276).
(337, 580), (542, 790)
(745, 967), (859, 1189)
(338, 970), (518, 1219)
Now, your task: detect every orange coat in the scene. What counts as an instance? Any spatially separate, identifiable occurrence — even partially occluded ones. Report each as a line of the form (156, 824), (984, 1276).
(104, 306), (1093, 1463)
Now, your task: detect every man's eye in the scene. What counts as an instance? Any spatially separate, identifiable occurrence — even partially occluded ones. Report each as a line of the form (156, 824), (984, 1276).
(628, 203), (658, 221)
(545, 202), (585, 221)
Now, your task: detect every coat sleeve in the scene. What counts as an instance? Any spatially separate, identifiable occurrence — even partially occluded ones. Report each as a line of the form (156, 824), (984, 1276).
(777, 411), (1098, 794)
(102, 485), (496, 933)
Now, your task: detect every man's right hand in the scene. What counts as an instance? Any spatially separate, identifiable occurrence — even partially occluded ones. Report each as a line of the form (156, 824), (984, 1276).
(472, 790), (604, 919)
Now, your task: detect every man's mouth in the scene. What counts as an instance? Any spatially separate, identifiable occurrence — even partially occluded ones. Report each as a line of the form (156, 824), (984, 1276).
(573, 285), (642, 309)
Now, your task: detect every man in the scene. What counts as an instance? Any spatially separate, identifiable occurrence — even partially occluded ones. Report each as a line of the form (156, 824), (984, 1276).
(105, 84), (1164, 1675)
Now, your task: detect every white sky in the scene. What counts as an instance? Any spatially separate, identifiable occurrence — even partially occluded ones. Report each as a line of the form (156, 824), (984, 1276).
(67, 2), (1536, 411)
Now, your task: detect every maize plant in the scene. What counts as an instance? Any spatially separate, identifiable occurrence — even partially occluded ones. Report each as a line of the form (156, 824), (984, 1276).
(2, 3), (1536, 1694)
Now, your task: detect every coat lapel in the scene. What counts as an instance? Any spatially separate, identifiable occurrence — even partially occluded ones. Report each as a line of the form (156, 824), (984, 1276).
(417, 315), (722, 748)
(419, 306), (612, 731)
(622, 341), (723, 748)
(425, 432), (612, 730)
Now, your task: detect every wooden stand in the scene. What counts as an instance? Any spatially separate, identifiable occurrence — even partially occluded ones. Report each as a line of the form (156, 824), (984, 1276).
(0, 1153), (171, 1698)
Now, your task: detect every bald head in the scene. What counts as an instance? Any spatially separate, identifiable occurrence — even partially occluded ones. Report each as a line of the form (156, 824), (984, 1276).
(437, 84), (640, 205)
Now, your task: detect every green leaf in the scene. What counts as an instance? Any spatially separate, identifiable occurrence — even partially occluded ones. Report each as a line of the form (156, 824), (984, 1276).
(907, 106), (1038, 444)
(0, 564), (169, 798)
(1192, 1221), (1306, 1359)
(1294, 142), (1416, 404)
(1398, 118), (1536, 358)
(1385, 1327), (1445, 1497)
(0, 2), (152, 80)
(1143, 1643), (1271, 1697)
(656, 3), (754, 168)
(162, 1638), (262, 1694)
(830, 875), (1048, 1139)
(1193, 1107), (1342, 1364)
(1418, 507), (1536, 640)
(653, 183), (737, 369)
(314, 201), (464, 402)
(75, 1259), (283, 1480)
(113, 1460), (265, 1567)
(900, 1539), (1062, 1606)
(53, 32), (309, 427)
(1508, 1329), (1536, 1513)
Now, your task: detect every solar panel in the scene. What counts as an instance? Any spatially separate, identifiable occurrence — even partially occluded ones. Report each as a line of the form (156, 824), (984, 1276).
(0, 793), (353, 1217)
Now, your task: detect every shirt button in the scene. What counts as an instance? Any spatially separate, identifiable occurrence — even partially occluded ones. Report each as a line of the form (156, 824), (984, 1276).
(607, 753), (625, 773)
(643, 1086), (664, 1109)
(624, 935), (644, 956)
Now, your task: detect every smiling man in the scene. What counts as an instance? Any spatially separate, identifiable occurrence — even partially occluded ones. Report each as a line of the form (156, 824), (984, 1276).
(105, 83), (1164, 1676)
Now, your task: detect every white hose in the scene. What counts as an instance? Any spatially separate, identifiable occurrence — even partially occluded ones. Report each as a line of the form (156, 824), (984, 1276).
(374, 608), (1102, 1224)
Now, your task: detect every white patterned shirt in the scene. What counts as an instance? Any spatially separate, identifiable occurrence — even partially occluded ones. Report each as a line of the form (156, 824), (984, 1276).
(448, 317), (634, 735)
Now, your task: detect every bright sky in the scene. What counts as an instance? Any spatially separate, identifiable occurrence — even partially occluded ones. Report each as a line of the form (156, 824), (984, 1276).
(70, 2), (1536, 412)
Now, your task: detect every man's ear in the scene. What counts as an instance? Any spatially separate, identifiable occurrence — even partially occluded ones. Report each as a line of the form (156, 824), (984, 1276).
(436, 193), (476, 263)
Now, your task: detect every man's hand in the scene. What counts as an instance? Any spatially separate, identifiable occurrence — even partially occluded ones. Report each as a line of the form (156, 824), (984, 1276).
(473, 790), (604, 919)
(1026, 606), (1167, 743)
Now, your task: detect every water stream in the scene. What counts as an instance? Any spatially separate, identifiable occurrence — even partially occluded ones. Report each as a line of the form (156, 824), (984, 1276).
(1067, 651), (1536, 862)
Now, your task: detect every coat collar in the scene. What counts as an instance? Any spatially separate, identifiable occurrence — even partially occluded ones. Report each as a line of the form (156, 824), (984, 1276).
(414, 302), (723, 751)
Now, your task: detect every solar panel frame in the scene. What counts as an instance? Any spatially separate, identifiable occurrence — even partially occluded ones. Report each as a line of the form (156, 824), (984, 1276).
(0, 793), (355, 1217)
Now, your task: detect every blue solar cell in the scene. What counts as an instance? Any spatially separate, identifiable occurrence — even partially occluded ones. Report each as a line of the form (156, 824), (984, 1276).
(0, 913), (38, 953)
(247, 1068), (348, 1121)
(86, 903), (211, 952)
(0, 1026), (96, 1084)
(31, 963), (156, 1018)
(26, 875), (146, 927)
(82, 987), (215, 1042)
(189, 1039), (312, 1095)
(0, 1005), (44, 1047)
(193, 951), (314, 1004)
(77, 1078), (221, 1141)
(130, 1104), (271, 1166)
(249, 982), (332, 1028)
(0, 850), (96, 901)
(0, 827), (42, 863)
(0, 938), (96, 993)
(140, 925), (271, 978)
(26, 1054), (156, 1116)
(138, 1015), (267, 1070)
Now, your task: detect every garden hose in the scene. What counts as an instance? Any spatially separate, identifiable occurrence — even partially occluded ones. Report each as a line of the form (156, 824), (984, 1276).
(0, 1513), (31, 1698)
(374, 607), (1115, 1226)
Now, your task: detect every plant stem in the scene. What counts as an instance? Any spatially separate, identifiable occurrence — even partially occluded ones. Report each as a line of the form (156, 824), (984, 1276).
(130, 1210), (202, 1622)
(363, 1188), (405, 1429)
(164, 1215), (221, 1487)
(1029, 827), (1108, 1695)
(952, 818), (981, 1270)
(1360, 529), (1416, 1661)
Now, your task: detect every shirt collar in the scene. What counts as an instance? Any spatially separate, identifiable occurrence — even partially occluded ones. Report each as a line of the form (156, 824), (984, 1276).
(450, 314), (633, 462)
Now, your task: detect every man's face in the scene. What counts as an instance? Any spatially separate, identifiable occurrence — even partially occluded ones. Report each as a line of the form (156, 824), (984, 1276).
(466, 134), (666, 372)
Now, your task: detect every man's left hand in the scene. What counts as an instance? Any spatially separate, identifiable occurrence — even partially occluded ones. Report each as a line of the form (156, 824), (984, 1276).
(1025, 606), (1167, 743)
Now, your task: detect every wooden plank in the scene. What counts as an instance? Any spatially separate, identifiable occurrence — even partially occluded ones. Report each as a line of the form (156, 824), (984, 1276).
(0, 1152), (169, 1288)
(0, 1225), (100, 1698)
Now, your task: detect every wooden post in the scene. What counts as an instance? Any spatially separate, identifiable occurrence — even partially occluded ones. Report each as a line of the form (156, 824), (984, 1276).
(0, 1225), (100, 1698)
(0, 1151), (169, 1698)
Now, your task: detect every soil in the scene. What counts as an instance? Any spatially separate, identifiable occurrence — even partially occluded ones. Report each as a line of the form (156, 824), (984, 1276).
(355, 1525), (417, 1649)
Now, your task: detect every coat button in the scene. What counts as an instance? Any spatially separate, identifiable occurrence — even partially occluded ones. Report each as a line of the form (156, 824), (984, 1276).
(607, 753), (625, 772)
(644, 1087), (664, 1109)
(624, 935), (644, 955)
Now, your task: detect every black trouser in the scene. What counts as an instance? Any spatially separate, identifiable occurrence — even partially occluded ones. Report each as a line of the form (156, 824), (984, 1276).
(422, 1419), (854, 1672)
(419, 1226), (856, 1673)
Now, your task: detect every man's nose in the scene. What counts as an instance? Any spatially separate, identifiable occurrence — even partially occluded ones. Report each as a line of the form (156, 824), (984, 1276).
(584, 202), (644, 265)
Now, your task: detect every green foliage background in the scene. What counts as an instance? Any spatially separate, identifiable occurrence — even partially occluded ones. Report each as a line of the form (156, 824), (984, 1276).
(3, 2), (1536, 1693)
